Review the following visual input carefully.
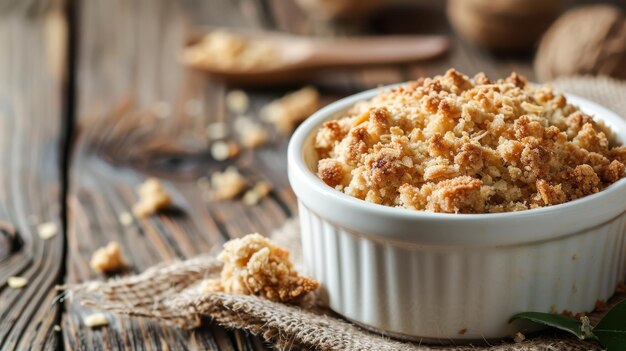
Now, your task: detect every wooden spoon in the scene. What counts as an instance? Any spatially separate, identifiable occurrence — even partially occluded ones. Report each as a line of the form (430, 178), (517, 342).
(182, 28), (449, 85)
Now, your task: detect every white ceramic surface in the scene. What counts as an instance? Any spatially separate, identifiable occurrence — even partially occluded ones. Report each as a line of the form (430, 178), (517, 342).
(287, 85), (626, 341)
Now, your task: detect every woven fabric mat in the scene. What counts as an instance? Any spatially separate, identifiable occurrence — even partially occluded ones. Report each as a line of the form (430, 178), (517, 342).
(65, 76), (626, 351)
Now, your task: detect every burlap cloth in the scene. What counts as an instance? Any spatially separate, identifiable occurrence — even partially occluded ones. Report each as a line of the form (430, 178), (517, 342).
(65, 76), (626, 351)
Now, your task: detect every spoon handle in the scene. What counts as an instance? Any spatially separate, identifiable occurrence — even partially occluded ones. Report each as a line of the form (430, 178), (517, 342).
(306, 35), (449, 67)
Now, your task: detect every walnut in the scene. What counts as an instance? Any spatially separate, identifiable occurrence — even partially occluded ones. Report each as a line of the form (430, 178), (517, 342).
(447, 0), (561, 51)
(90, 241), (127, 273)
(132, 178), (172, 218)
(535, 5), (626, 82)
(202, 233), (319, 302)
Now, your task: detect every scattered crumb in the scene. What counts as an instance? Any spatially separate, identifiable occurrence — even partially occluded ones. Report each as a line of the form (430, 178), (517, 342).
(235, 117), (268, 148)
(209, 167), (247, 200)
(37, 222), (57, 240)
(132, 178), (172, 218)
(7, 276), (28, 289)
(84, 313), (109, 328)
(207, 122), (229, 140)
(261, 86), (319, 134)
(211, 141), (240, 161)
(185, 99), (202, 117)
(90, 241), (127, 273)
(595, 299), (608, 312)
(617, 281), (626, 293)
(182, 30), (279, 70)
(118, 212), (133, 227)
(53, 325), (61, 332)
(242, 181), (272, 206)
(226, 90), (250, 114)
(202, 233), (319, 302)
(513, 331), (525, 343)
(458, 328), (467, 335)
(151, 101), (171, 119)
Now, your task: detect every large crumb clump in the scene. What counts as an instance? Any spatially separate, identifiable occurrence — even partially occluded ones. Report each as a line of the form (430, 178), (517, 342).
(202, 233), (319, 302)
(315, 69), (626, 213)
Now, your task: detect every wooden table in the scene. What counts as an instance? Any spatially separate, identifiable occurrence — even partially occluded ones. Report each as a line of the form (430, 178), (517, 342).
(0, 0), (539, 349)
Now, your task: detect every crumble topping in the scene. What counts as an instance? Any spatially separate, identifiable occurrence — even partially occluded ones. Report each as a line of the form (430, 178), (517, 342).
(202, 233), (319, 302)
(314, 69), (626, 213)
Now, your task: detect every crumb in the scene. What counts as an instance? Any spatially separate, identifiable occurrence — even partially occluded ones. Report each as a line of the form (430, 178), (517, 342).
(242, 181), (272, 206)
(211, 141), (240, 161)
(7, 276), (28, 289)
(151, 101), (171, 119)
(513, 331), (525, 343)
(37, 222), (57, 240)
(90, 241), (127, 273)
(235, 117), (268, 148)
(261, 86), (319, 134)
(53, 325), (61, 332)
(617, 281), (626, 293)
(595, 299), (608, 312)
(118, 212), (133, 227)
(207, 122), (229, 140)
(226, 90), (249, 114)
(181, 30), (279, 70)
(84, 313), (109, 328)
(132, 178), (172, 218)
(202, 233), (319, 302)
(458, 328), (467, 335)
(209, 167), (247, 200)
(315, 69), (626, 213)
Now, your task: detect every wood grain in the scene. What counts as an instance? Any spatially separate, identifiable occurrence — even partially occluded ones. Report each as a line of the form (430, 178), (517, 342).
(0, 2), (66, 350)
(0, 0), (541, 349)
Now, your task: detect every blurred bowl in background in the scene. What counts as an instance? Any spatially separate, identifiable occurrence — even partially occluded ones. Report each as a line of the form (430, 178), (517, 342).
(295, 0), (387, 20)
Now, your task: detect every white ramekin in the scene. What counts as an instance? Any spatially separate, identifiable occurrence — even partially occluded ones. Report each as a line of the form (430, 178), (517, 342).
(287, 85), (626, 341)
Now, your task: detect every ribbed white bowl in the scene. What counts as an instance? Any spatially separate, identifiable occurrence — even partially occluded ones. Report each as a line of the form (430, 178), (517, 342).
(288, 86), (626, 341)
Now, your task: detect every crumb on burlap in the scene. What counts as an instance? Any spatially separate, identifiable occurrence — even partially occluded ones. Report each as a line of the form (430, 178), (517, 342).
(595, 299), (608, 312)
(90, 241), (127, 274)
(132, 178), (172, 218)
(261, 86), (319, 134)
(202, 233), (319, 302)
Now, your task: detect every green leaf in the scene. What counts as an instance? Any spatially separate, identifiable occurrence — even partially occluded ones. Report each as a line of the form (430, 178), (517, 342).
(594, 299), (626, 350)
(510, 312), (584, 339)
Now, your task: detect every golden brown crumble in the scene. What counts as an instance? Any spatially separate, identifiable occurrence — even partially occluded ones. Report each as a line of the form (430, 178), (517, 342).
(209, 167), (248, 200)
(314, 69), (626, 213)
(202, 233), (319, 302)
(90, 241), (127, 273)
(181, 30), (279, 71)
(132, 178), (172, 218)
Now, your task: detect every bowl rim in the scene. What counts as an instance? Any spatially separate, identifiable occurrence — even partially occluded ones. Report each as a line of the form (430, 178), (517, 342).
(287, 83), (626, 245)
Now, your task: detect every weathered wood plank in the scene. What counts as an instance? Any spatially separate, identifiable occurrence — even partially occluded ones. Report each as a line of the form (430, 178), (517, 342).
(0, 3), (66, 350)
(61, 0), (536, 350)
